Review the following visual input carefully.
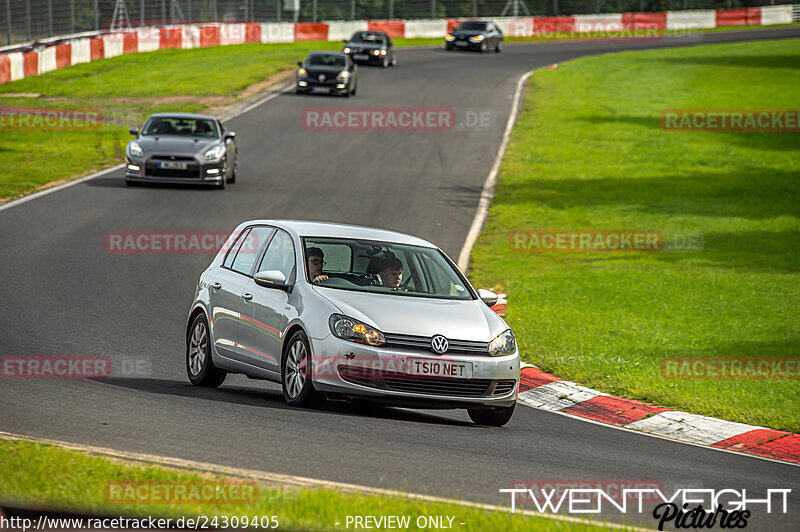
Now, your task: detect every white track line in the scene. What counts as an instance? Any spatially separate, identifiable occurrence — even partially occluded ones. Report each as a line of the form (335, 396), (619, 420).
(457, 68), (535, 272)
(0, 431), (650, 531)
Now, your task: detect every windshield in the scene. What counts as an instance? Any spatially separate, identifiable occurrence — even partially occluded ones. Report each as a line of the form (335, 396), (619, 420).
(351, 32), (385, 44)
(303, 237), (474, 301)
(307, 54), (346, 67)
(141, 117), (218, 138)
(456, 22), (487, 31)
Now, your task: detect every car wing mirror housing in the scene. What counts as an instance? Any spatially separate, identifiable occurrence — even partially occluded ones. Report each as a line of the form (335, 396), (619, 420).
(129, 127), (139, 136)
(477, 288), (498, 307)
(224, 131), (236, 139)
(254, 270), (290, 290)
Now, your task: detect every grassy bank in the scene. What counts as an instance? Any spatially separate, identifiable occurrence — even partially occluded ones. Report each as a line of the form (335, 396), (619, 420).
(0, 440), (615, 531)
(470, 39), (800, 432)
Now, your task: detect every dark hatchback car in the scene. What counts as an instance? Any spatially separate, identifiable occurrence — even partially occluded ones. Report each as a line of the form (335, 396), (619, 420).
(125, 113), (237, 189)
(342, 30), (397, 67)
(445, 21), (503, 53)
(296, 51), (358, 97)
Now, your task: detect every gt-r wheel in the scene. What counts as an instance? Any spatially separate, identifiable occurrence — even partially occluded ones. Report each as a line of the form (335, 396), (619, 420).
(282, 330), (325, 408)
(229, 158), (237, 184)
(467, 402), (515, 427)
(187, 313), (226, 387)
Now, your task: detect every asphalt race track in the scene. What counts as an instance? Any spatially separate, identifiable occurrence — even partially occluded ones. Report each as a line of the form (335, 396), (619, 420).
(2, 27), (799, 530)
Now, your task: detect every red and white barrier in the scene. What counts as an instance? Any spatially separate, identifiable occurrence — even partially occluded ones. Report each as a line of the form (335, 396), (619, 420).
(1, 6), (796, 85)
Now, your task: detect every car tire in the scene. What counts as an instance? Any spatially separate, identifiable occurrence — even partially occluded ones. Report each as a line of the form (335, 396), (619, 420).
(351, 83), (357, 96)
(495, 40), (503, 53)
(282, 330), (325, 409)
(382, 55), (389, 68)
(186, 313), (226, 388)
(467, 402), (515, 427)
(391, 54), (397, 66)
(479, 42), (487, 53)
(296, 88), (304, 95)
(445, 45), (453, 51)
(228, 159), (237, 184)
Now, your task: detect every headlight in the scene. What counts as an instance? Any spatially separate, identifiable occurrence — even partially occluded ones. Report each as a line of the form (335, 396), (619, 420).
(204, 145), (225, 161)
(329, 314), (385, 347)
(445, 34), (455, 42)
(337, 70), (350, 81)
(129, 142), (143, 157)
(372, 49), (381, 56)
(297, 67), (308, 78)
(343, 47), (351, 54)
(488, 329), (516, 356)
(469, 35), (485, 43)
(380, 49), (387, 56)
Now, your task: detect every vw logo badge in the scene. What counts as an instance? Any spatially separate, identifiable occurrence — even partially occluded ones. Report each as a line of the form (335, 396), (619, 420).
(431, 335), (449, 354)
(318, 74), (326, 82)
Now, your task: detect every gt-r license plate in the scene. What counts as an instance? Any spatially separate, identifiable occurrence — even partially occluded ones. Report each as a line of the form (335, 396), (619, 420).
(311, 87), (330, 94)
(158, 161), (188, 170)
(353, 54), (369, 61)
(406, 358), (472, 379)
(455, 41), (468, 46)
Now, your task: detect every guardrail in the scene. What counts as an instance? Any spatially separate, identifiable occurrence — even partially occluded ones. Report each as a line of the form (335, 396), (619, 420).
(1, 5), (796, 85)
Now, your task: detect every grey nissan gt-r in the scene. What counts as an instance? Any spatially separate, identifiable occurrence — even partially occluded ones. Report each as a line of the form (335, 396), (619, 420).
(125, 113), (237, 189)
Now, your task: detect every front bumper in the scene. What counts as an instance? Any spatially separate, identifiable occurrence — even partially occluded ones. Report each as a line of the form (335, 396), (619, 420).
(346, 52), (384, 65)
(308, 334), (519, 408)
(446, 40), (484, 50)
(296, 80), (350, 95)
(125, 158), (224, 185)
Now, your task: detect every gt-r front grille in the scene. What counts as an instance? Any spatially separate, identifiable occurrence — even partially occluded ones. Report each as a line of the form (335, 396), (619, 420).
(338, 366), (512, 398)
(151, 155), (196, 161)
(383, 333), (490, 356)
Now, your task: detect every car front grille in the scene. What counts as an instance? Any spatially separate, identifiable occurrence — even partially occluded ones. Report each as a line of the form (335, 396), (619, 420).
(144, 156), (201, 178)
(151, 155), (195, 161)
(383, 333), (490, 356)
(338, 366), (514, 398)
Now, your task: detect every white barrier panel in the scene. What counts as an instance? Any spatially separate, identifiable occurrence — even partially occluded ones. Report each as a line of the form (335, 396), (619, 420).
(220, 23), (246, 45)
(137, 27), (160, 52)
(8, 52), (25, 81)
(506, 17), (536, 37)
(666, 10), (716, 30)
(761, 5), (793, 25)
(491, 17), (516, 35)
(405, 19), (447, 38)
(260, 22), (294, 43)
(182, 25), (199, 49)
(70, 39), (91, 65)
(103, 33), (125, 57)
(573, 14), (623, 33)
(38, 47), (57, 74)
(328, 20), (368, 41)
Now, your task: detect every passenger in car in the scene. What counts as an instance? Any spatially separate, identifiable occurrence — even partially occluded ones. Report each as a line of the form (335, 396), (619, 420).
(306, 247), (329, 283)
(378, 254), (403, 289)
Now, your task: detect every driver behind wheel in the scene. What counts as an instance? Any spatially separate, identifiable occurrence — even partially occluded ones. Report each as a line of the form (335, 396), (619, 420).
(306, 247), (329, 284)
(378, 254), (403, 289)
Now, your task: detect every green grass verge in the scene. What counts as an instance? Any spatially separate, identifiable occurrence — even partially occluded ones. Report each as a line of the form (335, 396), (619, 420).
(0, 440), (616, 531)
(469, 38), (800, 432)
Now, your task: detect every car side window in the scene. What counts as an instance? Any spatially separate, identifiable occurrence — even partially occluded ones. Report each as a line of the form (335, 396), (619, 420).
(257, 230), (296, 282)
(230, 226), (273, 276)
(222, 228), (249, 269)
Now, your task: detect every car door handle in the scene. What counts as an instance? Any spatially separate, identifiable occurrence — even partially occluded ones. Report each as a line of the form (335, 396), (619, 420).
(211, 282), (221, 290)
(242, 293), (253, 301)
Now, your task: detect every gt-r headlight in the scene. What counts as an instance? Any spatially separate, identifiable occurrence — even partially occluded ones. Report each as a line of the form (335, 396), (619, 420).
(488, 329), (516, 356)
(469, 35), (485, 43)
(204, 145), (225, 161)
(343, 47), (351, 54)
(445, 34), (455, 42)
(297, 67), (308, 78)
(128, 142), (143, 158)
(372, 49), (381, 56)
(337, 70), (351, 81)
(329, 314), (385, 347)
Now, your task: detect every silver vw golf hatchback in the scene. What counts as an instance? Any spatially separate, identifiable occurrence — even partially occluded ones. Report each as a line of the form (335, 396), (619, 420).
(186, 220), (519, 426)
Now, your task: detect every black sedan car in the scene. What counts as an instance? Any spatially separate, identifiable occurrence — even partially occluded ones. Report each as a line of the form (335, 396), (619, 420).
(125, 113), (237, 189)
(445, 21), (503, 53)
(296, 51), (358, 96)
(342, 30), (396, 67)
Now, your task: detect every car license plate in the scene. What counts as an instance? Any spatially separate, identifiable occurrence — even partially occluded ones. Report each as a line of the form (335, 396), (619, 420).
(311, 87), (330, 94)
(455, 41), (468, 46)
(158, 161), (188, 170)
(353, 54), (369, 61)
(406, 358), (472, 379)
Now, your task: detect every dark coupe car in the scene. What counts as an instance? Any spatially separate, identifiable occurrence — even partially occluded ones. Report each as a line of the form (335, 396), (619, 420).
(342, 30), (396, 67)
(125, 113), (237, 189)
(445, 21), (503, 53)
(296, 51), (358, 96)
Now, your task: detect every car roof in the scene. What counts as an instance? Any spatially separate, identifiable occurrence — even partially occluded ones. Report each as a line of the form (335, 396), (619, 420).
(147, 112), (218, 121)
(308, 50), (347, 56)
(353, 31), (386, 37)
(244, 220), (437, 248)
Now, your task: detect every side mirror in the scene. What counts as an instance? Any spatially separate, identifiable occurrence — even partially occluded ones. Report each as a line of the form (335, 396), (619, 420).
(477, 288), (498, 307)
(129, 127), (139, 136)
(254, 270), (289, 290)
(224, 131), (236, 139)
(297, 61), (303, 67)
